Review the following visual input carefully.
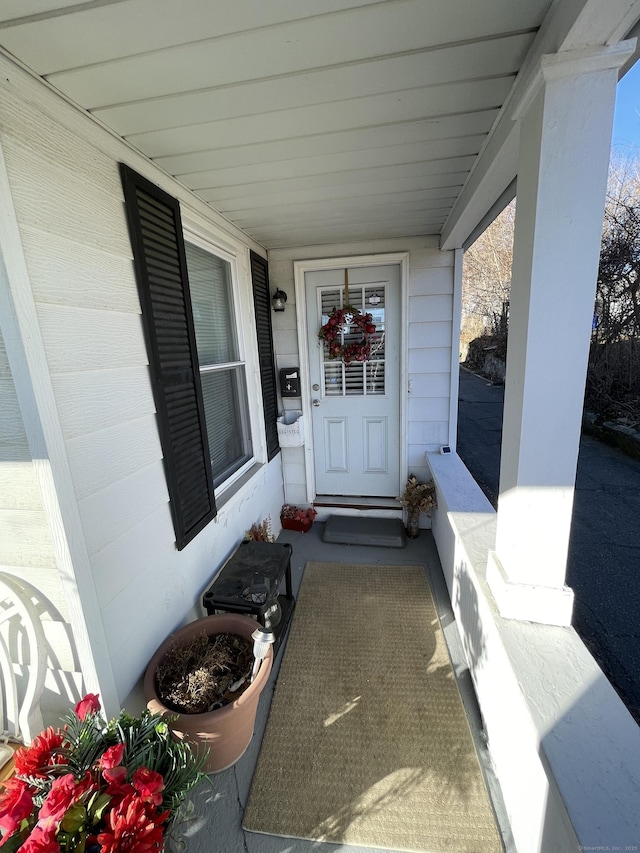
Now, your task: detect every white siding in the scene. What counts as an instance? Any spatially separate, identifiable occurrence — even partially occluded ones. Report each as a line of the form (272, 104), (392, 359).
(0, 62), (284, 708)
(406, 245), (454, 478)
(269, 237), (455, 497)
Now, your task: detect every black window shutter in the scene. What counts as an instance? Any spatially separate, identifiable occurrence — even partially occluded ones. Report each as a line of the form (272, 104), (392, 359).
(250, 251), (280, 461)
(119, 164), (216, 549)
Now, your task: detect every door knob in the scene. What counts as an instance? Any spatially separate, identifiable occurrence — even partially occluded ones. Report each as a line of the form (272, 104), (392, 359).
(312, 399), (321, 407)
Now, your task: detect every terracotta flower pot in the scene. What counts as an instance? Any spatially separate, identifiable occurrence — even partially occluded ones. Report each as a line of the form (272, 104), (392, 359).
(143, 613), (273, 774)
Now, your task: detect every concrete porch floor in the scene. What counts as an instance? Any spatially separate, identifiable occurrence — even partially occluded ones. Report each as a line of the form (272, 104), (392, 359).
(165, 523), (515, 853)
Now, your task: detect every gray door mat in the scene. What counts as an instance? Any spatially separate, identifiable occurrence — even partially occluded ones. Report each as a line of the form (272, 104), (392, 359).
(321, 515), (407, 548)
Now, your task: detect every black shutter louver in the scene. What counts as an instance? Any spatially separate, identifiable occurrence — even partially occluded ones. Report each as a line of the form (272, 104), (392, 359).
(250, 251), (280, 461)
(119, 164), (216, 549)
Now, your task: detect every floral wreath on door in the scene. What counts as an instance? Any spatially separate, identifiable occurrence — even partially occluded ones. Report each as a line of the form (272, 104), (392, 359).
(318, 269), (376, 365)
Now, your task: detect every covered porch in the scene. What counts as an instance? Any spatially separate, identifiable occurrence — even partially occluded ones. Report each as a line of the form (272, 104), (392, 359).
(1, 1), (640, 851)
(162, 525), (514, 853)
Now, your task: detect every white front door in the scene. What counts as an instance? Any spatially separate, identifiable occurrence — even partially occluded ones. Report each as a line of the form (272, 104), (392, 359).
(306, 264), (401, 497)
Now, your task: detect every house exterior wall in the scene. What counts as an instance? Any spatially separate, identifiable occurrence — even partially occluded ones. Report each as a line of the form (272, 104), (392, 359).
(269, 239), (454, 505)
(0, 59), (285, 716)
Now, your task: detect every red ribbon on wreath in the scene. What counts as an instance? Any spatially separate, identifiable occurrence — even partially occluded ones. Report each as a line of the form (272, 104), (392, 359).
(318, 270), (376, 364)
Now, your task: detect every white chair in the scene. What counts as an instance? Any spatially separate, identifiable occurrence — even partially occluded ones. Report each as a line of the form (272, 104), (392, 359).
(0, 573), (47, 775)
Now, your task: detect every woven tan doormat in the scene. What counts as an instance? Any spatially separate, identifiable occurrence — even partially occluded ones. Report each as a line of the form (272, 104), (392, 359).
(244, 562), (502, 852)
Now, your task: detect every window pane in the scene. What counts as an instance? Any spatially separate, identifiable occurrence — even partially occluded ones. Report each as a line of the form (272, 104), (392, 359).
(324, 362), (343, 395)
(320, 288), (342, 323)
(319, 282), (386, 396)
(200, 367), (252, 485)
(186, 242), (238, 365)
(366, 360), (385, 394)
(185, 241), (253, 488)
(345, 362), (364, 395)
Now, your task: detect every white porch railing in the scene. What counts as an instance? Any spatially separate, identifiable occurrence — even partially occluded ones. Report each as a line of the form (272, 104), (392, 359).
(427, 451), (640, 852)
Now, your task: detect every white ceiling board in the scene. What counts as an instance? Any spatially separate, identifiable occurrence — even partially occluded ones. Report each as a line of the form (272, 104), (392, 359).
(93, 32), (533, 136)
(220, 187), (461, 219)
(262, 228), (449, 249)
(127, 78), (514, 158)
(156, 118), (498, 176)
(0, 0), (379, 73)
(43, 0), (547, 108)
(210, 175), (467, 214)
(0, 0), (584, 249)
(179, 146), (482, 190)
(241, 215), (449, 238)
(0, 0), (92, 23)
(218, 202), (457, 228)
(236, 213), (451, 237)
(193, 158), (478, 198)
(232, 194), (458, 223)
(249, 221), (446, 249)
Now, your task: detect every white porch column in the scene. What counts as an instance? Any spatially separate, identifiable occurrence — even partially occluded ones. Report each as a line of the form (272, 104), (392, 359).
(487, 42), (635, 626)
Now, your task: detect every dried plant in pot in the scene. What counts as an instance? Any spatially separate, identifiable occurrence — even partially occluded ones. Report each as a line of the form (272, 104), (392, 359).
(143, 613), (273, 774)
(397, 474), (437, 538)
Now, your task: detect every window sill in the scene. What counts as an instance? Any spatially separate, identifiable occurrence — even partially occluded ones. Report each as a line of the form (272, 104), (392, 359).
(215, 462), (264, 511)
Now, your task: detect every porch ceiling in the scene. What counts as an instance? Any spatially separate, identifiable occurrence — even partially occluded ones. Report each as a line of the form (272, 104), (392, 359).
(0, 1), (638, 250)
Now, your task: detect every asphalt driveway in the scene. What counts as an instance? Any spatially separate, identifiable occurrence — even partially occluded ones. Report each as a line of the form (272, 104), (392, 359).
(457, 367), (640, 723)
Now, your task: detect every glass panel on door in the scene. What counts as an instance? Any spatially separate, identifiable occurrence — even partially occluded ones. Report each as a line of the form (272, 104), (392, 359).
(320, 284), (386, 398)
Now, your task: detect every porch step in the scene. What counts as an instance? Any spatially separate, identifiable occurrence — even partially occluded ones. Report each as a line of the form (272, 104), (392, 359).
(314, 495), (401, 511)
(321, 514), (407, 548)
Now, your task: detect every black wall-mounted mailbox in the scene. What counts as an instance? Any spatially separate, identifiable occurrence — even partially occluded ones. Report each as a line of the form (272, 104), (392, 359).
(279, 367), (300, 397)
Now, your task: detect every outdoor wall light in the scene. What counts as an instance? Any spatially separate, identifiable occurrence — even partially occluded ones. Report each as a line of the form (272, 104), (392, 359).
(272, 289), (288, 312)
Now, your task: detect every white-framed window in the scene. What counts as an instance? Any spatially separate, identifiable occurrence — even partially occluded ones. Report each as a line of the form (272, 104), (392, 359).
(185, 239), (254, 489)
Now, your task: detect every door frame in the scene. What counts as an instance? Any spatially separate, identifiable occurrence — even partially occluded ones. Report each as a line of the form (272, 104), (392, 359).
(293, 252), (409, 503)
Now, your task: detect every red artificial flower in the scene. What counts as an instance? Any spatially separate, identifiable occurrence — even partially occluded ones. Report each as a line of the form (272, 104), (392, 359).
(14, 727), (65, 777)
(18, 825), (60, 853)
(37, 773), (92, 831)
(74, 693), (101, 720)
(0, 778), (34, 844)
(103, 765), (127, 784)
(100, 743), (125, 770)
(104, 780), (134, 808)
(97, 793), (168, 853)
(132, 768), (165, 806)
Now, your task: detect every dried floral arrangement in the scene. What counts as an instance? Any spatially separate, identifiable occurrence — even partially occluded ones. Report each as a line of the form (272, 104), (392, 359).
(244, 518), (274, 542)
(397, 474), (437, 516)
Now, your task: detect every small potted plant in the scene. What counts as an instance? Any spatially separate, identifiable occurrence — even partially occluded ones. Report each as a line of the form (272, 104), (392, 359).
(280, 504), (317, 533)
(244, 517), (274, 542)
(0, 693), (206, 851)
(397, 474), (437, 538)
